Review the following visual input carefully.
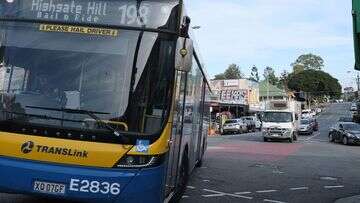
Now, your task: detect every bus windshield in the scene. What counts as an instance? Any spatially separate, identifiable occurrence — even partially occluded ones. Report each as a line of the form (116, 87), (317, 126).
(0, 8), (177, 143)
(263, 112), (293, 123)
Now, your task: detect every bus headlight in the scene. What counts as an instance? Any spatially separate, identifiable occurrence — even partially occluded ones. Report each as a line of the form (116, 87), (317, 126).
(115, 155), (165, 168)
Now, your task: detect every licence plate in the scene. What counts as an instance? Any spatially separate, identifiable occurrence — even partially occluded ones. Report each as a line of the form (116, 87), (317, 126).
(34, 181), (66, 195)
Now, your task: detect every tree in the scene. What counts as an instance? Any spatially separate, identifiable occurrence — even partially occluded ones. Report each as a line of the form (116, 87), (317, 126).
(224, 64), (243, 79)
(278, 70), (290, 89)
(249, 65), (260, 82)
(263, 66), (279, 86)
(291, 53), (324, 70)
(287, 70), (342, 99)
(213, 64), (244, 80)
(214, 73), (226, 80)
(293, 64), (305, 74)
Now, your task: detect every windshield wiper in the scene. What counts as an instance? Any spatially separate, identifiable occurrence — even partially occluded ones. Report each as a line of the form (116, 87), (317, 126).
(26, 106), (129, 143)
(2, 111), (84, 123)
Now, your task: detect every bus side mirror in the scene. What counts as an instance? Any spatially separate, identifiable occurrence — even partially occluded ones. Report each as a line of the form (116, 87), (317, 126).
(175, 37), (193, 72)
(180, 16), (191, 38)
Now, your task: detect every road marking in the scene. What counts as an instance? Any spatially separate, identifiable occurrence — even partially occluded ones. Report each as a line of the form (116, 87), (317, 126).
(202, 189), (253, 200)
(202, 180), (210, 182)
(182, 195), (189, 198)
(256, 190), (278, 193)
(202, 193), (225, 197)
(305, 132), (320, 141)
(290, 187), (309, 191)
(324, 185), (344, 189)
(264, 199), (287, 203)
(187, 186), (196, 189)
(320, 177), (338, 181)
(235, 192), (252, 195)
(207, 146), (226, 150)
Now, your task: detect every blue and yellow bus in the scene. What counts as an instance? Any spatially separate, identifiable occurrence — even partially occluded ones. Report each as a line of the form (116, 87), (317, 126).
(0, 0), (211, 202)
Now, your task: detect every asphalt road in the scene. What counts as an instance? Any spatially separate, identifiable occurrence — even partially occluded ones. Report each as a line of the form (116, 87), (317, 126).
(1, 103), (358, 203)
(182, 103), (360, 203)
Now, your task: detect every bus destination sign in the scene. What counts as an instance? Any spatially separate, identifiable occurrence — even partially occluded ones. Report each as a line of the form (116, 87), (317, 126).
(0, 0), (178, 28)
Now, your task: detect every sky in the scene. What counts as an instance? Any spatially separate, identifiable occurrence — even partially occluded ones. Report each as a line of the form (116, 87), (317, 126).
(186, 0), (355, 89)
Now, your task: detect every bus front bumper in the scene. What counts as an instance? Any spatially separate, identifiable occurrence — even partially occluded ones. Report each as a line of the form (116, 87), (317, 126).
(0, 156), (165, 203)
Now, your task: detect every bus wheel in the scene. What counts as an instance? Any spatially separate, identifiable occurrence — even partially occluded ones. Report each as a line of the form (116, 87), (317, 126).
(172, 153), (189, 202)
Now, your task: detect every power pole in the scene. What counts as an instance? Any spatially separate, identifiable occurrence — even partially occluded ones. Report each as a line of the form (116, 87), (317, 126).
(357, 73), (360, 100)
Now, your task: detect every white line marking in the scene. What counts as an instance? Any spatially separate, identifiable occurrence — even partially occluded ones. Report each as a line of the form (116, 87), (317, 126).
(264, 199), (287, 203)
(187, 186), (196, 189)
(256, 190), (278, 193)
(324, 185), (344, 189)
(305, 133), (320, 141)
(207, 146), (225, 150)
(290, 187), (309, 191)
(235, 192), (252, 195)
(202, 180), (210, 182)
(202, 194), (225, 197)
(182, 195), (189, 198)
(320, 177), (338, 181)
(203, 189), (253, 200)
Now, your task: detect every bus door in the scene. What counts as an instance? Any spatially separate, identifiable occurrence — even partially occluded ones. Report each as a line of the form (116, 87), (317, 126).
(165, 71), (187, 196)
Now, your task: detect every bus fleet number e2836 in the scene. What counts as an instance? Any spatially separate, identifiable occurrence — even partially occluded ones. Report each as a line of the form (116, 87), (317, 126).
(69, 179), (121, 195)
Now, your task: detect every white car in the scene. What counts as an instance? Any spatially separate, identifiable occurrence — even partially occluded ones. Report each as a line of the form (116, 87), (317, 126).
(302, 109), (312, 119)
(242, 116), (261, 131)
(222, 119), (248, 134)
(310, 109), (316, 117)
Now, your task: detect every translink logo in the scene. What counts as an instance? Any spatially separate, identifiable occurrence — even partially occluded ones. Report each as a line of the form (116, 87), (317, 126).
(20, 141), (88, 158)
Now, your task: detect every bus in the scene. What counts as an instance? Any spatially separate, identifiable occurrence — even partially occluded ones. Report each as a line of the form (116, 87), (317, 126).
(0, 0), (211, 202)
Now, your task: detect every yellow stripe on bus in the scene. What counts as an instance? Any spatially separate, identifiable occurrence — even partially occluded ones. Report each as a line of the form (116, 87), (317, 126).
(39, 24), (119, 37)
(128, 122), (172, 155)
(0, 132), (132, 168)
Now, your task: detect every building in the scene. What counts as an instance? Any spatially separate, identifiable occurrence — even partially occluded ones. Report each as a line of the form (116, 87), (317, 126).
(210, 79), (260, 118)
(259, 80), (288, 101)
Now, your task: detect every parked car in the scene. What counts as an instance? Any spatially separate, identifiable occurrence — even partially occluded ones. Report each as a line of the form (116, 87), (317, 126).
(329, 122), (360, 145)
(310, 118), (319, 131)
(241, 117), (257, 132)
(339, 117), (353, 122)
(242, 116), (261, 130)
(299, 119), (314, 135)
(351, 103), (357, 111)
(301, 109), (312, 119)
(315, 107), (322, 114)
(222, 119), (248, 135)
